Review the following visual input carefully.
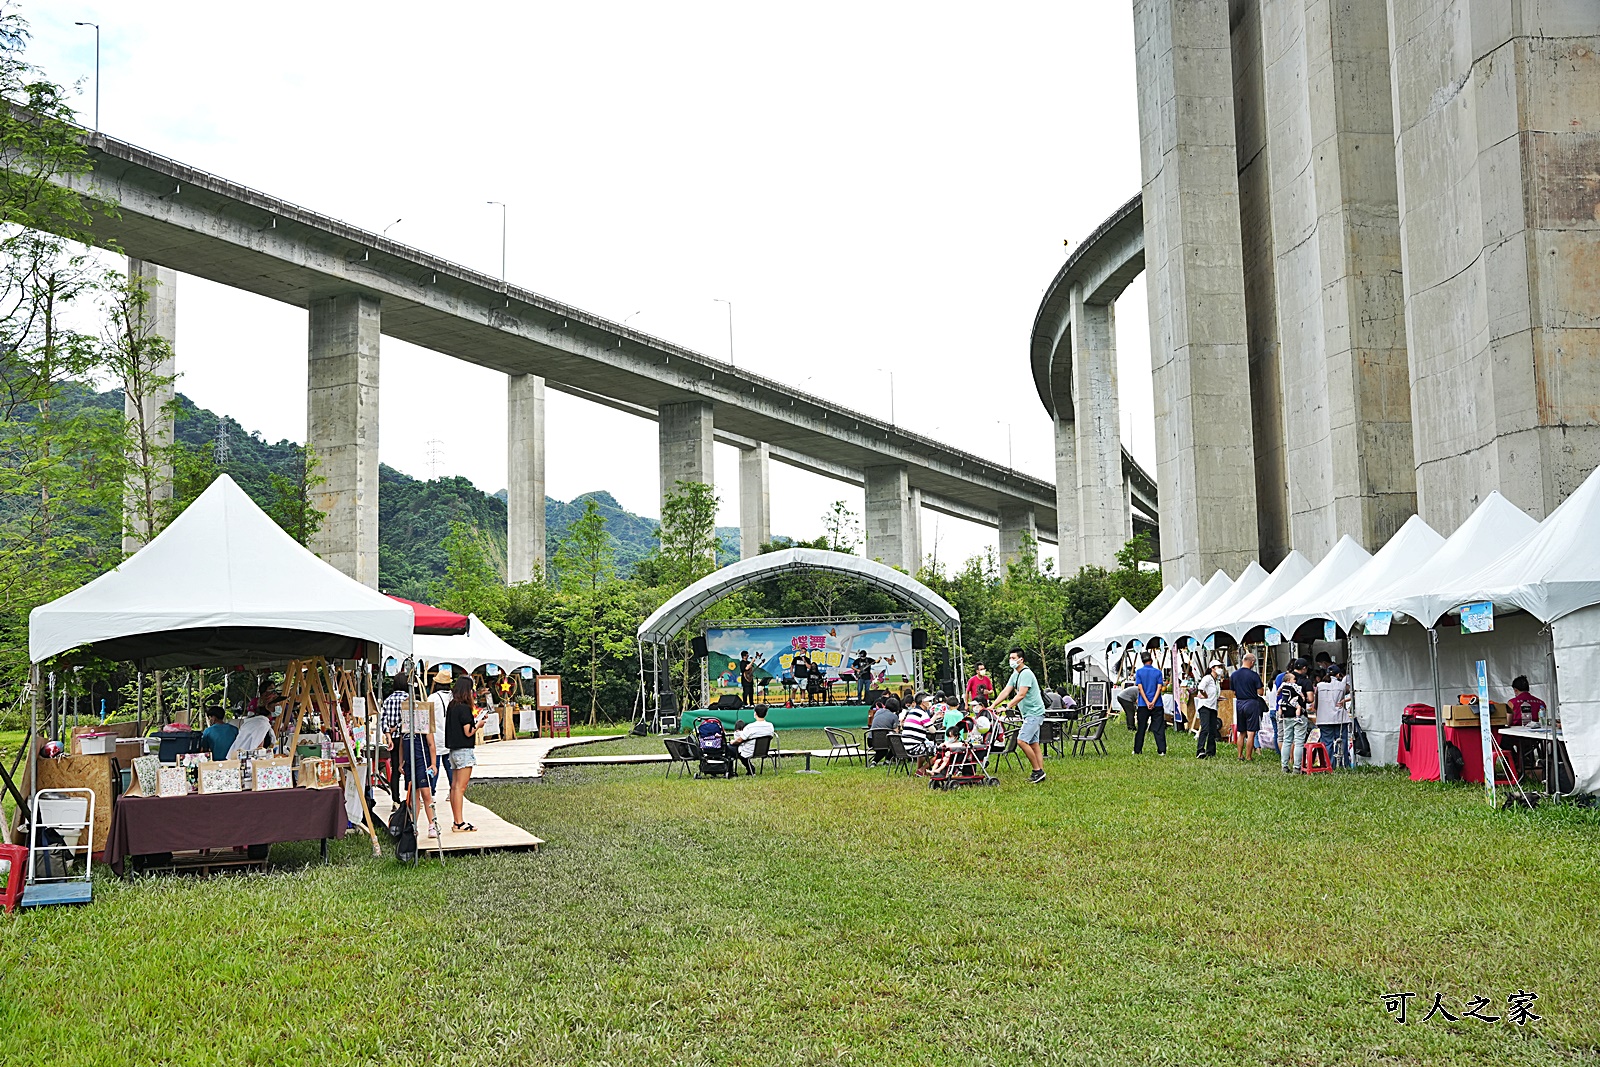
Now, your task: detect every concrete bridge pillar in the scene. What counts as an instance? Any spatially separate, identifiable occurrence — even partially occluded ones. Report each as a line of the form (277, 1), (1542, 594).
(907, 487), (923, 575)
(738, 443), (770, 559)
(121, 257), (177, 554)
(1070, 292), (1128, 571)
(1134, 0), (1259, 583)
(998, 505), (1037, 568)
(507, 373), (546, 583)
(1054, 416), (1080, 576)
(658, 400), (714, 508)
(864, 464), (916, 571)
(307, 293), (381, 587)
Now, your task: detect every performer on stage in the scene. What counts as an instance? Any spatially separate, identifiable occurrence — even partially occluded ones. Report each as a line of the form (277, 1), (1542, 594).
(851, 649), (877, 704)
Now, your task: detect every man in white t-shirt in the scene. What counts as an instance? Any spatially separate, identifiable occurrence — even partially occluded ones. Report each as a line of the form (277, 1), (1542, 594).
(732, 706), (776, 775)
(1194, 663), (1223, 759)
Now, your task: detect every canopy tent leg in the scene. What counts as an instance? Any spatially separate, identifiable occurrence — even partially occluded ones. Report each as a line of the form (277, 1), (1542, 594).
(1545, 628), (1562, 802)
(1428, 627), (1446, 781)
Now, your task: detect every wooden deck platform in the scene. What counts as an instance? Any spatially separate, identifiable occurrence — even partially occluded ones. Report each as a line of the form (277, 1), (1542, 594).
(371, 794), (544, 854)
(470, 735), (623, 780)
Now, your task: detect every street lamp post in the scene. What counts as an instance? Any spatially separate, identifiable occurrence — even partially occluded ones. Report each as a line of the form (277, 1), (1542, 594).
(713, 298), (734, 365)
(74, 21), (99, 131)
(382, 218), (402, 237)
(487, 201), (507, 281)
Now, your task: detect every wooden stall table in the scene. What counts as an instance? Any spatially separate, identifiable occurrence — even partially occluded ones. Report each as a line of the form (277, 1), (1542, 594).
(106, 787), (346, 876)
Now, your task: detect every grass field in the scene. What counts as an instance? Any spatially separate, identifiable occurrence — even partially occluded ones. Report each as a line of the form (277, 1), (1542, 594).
(3, 730), (1598, 1066)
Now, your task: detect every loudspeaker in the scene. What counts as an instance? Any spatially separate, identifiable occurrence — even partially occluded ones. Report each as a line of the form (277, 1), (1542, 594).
(911, 628), (928, 650)
(659, 691), (679, 714)
(691, 635), (708, 659)
(715, 694), (743, 711)
(866, 688), (888, 706)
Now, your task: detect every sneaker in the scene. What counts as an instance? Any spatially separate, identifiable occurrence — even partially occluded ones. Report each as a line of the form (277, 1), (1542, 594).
(1028, 769), (1046, 784)
(428, 821), (440, 838)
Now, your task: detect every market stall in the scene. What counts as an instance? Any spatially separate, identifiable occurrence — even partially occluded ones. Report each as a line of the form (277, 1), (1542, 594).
(26, 476), (413, 882)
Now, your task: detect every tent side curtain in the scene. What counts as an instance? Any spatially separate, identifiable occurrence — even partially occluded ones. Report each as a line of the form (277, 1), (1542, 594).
(637, 548), (959, 645)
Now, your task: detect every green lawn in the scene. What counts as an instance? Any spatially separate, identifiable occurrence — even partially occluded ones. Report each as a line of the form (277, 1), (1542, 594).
(3, 731), (1598, 1066)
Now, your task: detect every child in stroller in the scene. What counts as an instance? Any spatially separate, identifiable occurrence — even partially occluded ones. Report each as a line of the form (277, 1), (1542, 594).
(928, 719), (1000, 789)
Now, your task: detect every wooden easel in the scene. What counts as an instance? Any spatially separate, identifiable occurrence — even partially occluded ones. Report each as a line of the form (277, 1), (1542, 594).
(281, 658), (381, 858)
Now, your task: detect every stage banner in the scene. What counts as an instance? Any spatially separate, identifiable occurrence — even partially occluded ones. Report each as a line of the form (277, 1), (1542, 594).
(704, 621), (915, 705)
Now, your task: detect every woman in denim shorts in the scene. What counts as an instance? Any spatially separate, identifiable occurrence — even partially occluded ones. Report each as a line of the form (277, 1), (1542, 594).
(443, 675), (484, 832)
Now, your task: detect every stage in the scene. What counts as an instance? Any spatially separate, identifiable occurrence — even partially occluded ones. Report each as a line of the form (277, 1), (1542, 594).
(681, 704), (876, 731)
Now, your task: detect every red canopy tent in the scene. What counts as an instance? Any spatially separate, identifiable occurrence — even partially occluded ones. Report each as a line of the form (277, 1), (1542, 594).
(385, 595), (470, 636)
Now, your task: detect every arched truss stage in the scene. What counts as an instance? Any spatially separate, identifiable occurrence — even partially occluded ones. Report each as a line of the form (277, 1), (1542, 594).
(636, 548), (964, 722)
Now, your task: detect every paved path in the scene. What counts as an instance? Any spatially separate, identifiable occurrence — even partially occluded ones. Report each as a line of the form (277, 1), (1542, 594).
(471, 735), (623, 780)
(372, 793), (543, 853)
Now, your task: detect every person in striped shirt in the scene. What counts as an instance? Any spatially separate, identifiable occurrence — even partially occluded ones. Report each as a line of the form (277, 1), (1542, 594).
(900, 693), (937, 773)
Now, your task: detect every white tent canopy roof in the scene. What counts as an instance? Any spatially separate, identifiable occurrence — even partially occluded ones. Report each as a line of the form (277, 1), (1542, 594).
(1322, 516), (1447, 633)
(636, 547), (959, 645)
(1202, 551), (1313, 643)
(389, 614), (542, 675)
(1110, 578), (1200, 647)
(29, 475), (414, 666)
(1067, 598), (1140, 657)
(1377, 492), (1540, 627)
(1424, 463), (1600, 624)
(1105, 584), (1175, 649)
(1171, 561), (1268, 642)
(1151, 569), (1233, 643)
(1252, 536), (1372, 639)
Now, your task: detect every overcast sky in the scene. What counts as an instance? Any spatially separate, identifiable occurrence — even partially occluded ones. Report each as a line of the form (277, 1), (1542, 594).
(28, 1), (1155, 569)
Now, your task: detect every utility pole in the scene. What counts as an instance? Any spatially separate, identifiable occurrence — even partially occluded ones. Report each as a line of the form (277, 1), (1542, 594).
(713, 298), (734, 365)
(74, 22), (99, 130)
(487, 201), (507, 281)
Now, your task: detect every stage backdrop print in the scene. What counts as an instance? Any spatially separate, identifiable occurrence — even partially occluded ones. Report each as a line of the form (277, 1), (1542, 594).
(704, 621), (915, 704)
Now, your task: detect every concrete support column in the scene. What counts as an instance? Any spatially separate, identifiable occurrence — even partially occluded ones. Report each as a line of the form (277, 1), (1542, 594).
(507, 373), (546, 583)
(1070, 291), (1128, 570)
(998, 505), (1037, 568)
(1388, 0), (1600, 532)
(307, 293), (381, 587)
(1134, 0), (1260, 582)
(738, 443), (770, 559)
(864, 464), (916, 571)
(1053, 416), (1081, 576)
(658, 400), (714, 509)
(907, 487), (923, 574)
(121, 258), (176, 554)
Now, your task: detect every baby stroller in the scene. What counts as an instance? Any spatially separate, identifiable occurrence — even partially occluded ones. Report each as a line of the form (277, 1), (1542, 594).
(929, 722), (999, 790)
(695, 716), (736, 779)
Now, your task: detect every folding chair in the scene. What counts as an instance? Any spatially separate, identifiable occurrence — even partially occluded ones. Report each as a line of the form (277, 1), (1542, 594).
(661, 737), (695, 778)
(865, 728), (893, 767)
(749, 734), (775, 775)
(823, 727), (865, 766)
(1071, 711), (1110, 756)
(884, 733), (914, 776)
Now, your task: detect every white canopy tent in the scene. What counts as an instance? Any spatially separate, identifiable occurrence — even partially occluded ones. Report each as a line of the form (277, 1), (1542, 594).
(29, 475), (413, 668)
(386, 614), (541, 676)
(1067, 598), (1140, 660)
(1110, 578), (1200, 649)
(1323, 517), (1447, 635)
(1201, 551), (1313, 645)
(1374, 493), (1540, 627)
(1150, 569), (1233, 647)
(1102, 584), (1175, 654)
(1169, 562), (1268, 646)
(1251, 536), (1372, 643)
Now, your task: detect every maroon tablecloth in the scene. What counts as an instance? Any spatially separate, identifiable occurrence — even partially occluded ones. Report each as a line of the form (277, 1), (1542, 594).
(1396, 720), (1498, 783)
(107, 788), (346, 875)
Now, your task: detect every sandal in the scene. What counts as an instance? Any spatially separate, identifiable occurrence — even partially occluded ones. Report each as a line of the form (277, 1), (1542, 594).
(453, 822), (477, 832)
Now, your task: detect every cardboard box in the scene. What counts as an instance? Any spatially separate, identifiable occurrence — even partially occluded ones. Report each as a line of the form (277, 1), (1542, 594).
(1443, 703), (1509, 728)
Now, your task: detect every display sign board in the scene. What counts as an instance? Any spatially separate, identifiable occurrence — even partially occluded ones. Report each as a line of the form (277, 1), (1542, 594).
(552, 705), (570, 731)
(701, 621), (914, 705)
(1324, 620), (1338, 642)
(1265, 627), (1282, 645)
(1365, 611), (1393, 636)
(1461, 601), (1494, 634)
(535, 675), (563, 709)
(1476, 660), (1495, 807)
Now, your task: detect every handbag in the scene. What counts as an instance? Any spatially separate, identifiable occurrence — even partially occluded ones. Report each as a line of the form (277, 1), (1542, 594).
(1352, 716), (1372, 758)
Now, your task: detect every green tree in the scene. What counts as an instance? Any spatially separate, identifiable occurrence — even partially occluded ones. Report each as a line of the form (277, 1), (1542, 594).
(650, 480), (721, 591)
(553, 500), (636, 723)
(1109, 531), (1163, 610)
(264, 444), (326, 547)
(432, 520), (507, 630)
(96, 267), (178, 548)
(998, 534), (1069, 687)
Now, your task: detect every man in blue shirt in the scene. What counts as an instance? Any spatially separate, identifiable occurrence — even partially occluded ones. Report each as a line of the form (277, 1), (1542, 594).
(1133, 652), (1168, 755)
(1229, 652), (1265, 762)
(994, 646), (1048, 784)
(200, 707), (238, 761)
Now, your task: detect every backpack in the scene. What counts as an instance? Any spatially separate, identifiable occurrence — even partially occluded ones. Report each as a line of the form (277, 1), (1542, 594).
(1352, 717), (1372, 758)
(1441, 741), (1465, 782)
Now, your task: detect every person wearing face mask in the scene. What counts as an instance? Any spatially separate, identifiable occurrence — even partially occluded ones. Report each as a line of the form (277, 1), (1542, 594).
(1195, 662), (1224, 759)
(993, 646), (1048, 784)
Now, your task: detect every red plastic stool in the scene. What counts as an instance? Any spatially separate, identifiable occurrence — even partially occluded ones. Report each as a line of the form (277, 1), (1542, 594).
(0, 843), (27, 915)
(1303, 743), (1331, 774)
